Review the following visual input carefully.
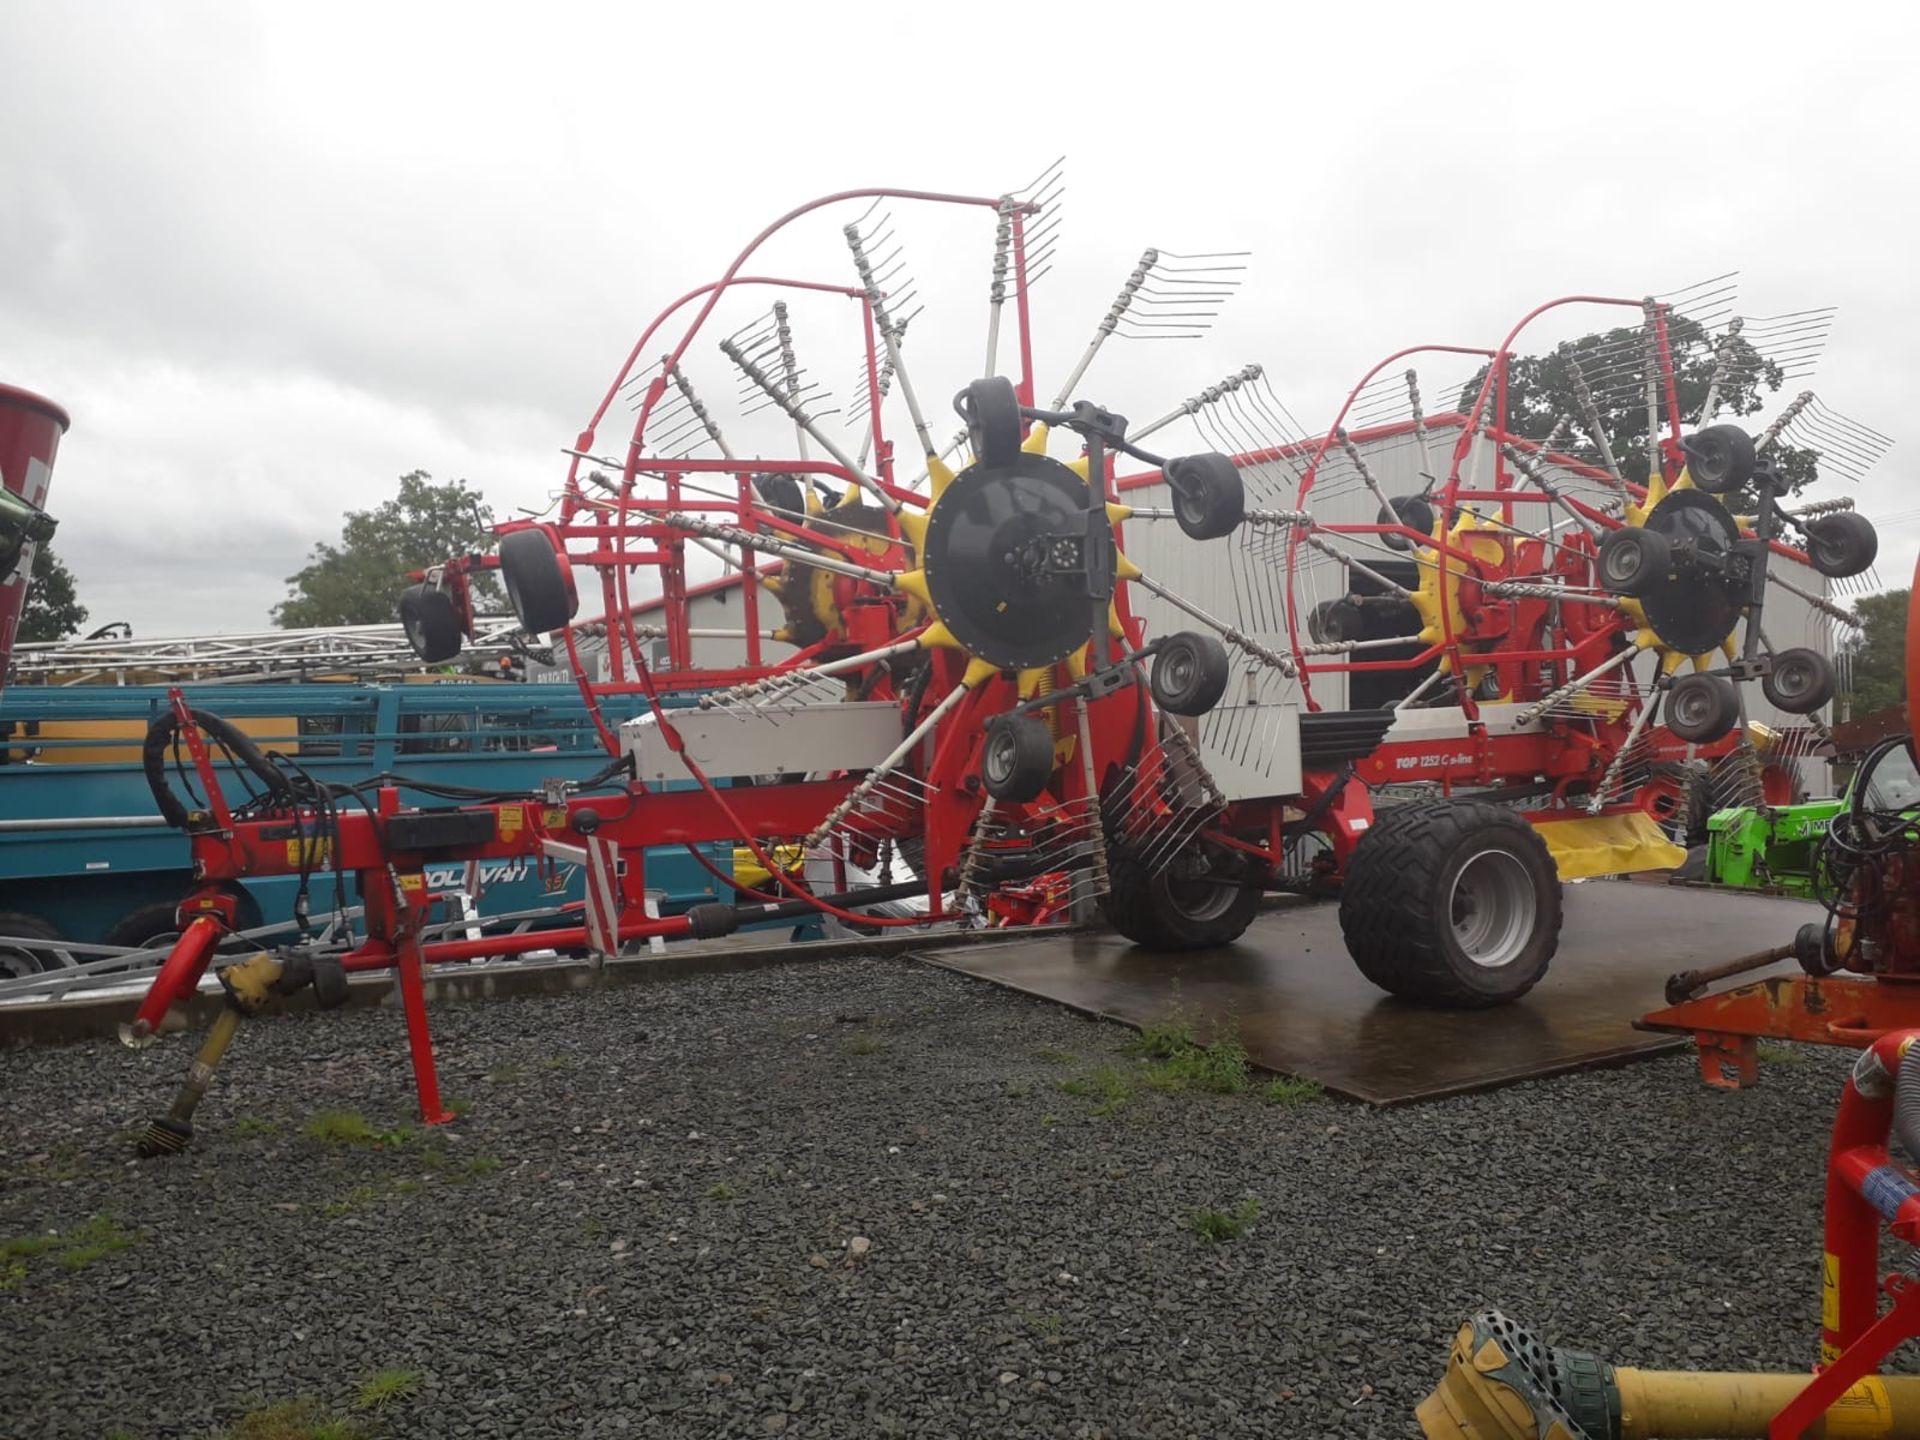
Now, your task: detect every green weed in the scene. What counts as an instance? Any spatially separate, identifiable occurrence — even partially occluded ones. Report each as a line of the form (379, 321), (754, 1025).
(1258, 1074), (1323, 1105)
(1058, 1063), (1131, 1115)
(354, 1368), (421, 1411)
(2, 1214), (134, 1280)
(1032, 1047), (1078, 1065)
(1757, 1040), (1806, 1065)
(216, 1398), (366, 1440)
(705, 1181), (739, 1202)
(843, 1034), (887, 1056)
(303, 1111), (410, 1149)
(1187, 1196), (1260, 1243)
(1142, 1035), (1250, 1095)
(231, 1115), (280, 1139)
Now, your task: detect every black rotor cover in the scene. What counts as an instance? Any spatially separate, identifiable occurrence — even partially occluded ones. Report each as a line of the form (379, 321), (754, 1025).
(1637, 489), (1744, 656)
(920, 451), (1112, 671)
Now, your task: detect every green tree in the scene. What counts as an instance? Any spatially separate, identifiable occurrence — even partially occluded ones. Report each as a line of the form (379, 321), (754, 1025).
(274, 471), (499, 628)
(1459, 314), (1817, 501)
(1840, 587), (1908, 720)
(16, 543), (88, 642)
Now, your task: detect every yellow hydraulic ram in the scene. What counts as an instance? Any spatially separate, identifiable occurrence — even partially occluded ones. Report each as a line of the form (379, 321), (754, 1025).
(1420, 1311), (1920, 1439)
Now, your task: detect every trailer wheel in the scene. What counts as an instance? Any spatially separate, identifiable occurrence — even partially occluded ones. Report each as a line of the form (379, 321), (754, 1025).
(1597, 526), (1671, 597)
(1149, 631), (1230, 716)
(1165, 453), (1245, 541)
(961, 376), (1023, 467)
(1763, 647), (1837, 715)
(1340, 801), (1562, 1007)
(103, 902), (187, 955)
(1645, 758), (1713, 846)
(1804, 511), (1878, 580)
(1099, 851), (1261, 951)
(0, 912), (64, 980)
(1378, 494), (1435, 551)
(1665, 672), (1740, 743)
(500, 529), (579, 636)
(982, 713), (1055, 802)
(399, 583), (464, 663)
(1683, 424), (1757, 494)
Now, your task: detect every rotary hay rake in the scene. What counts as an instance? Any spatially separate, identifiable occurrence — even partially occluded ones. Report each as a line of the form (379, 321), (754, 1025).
(121, 169), (1888, 1148)
(1118, 275), (1887, 893)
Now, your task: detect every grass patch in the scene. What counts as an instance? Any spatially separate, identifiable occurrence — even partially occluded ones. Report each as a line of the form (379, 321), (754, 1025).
(1057, 1063), (1131, 1115)
(1032, 1047), (1078, 1065)
(303, 1111), (411, 1149)
(1020, 1311), (1062, 1339)
(216, 1398), (366, 1440)
(1128, 1009), (1199, 1060)
(1258, 1074), (1323, 1105)
(444, 1095), (472, 1117)
(842, 1034), (887, 1056)
(320, 1186), (379, 1219)
(2, 1214), (134, 1282)
(1142, 1035), (1250, 1095)
(484, 1063), (525, 1084)
(539, 1055), (573, 1071)
(460, 1154), (502, 1181)
(1757, 1040), (1806, 1065)
(354, 1368), (421, 1411)
(705, 1181), (738, 1202)
(1187, 1196), (1260, 1243)
(231, 1115), (280, 1139)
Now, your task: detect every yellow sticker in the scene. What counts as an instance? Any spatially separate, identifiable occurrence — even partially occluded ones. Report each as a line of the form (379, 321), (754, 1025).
(497, 807), (525, 841)
(284, 837), (331, 867)
(398, 873), (426, 893)
(541, 806), (569, 829)
(1822, 1251), (1841, 1331)
(1827, 1378), (1893, 1438)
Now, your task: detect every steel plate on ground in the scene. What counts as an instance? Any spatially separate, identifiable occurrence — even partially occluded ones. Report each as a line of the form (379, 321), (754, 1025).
(922, 882), (1826, 1104)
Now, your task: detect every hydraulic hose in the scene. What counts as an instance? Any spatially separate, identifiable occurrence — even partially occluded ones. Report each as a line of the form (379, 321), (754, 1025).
(1896, 1039), (1920, 1164)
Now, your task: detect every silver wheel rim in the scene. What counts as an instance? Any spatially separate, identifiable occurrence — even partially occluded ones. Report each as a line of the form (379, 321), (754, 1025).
(1448, 848), (1535, 969)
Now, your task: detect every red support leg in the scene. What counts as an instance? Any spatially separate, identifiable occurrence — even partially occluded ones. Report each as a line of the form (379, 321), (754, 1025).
(394, 929), (454, 1126)
(128, 915), (221, 1041)
(1772, 1276), (1920, 1438)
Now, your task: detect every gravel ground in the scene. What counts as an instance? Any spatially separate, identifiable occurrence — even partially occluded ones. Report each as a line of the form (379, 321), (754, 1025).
(0, 953), (1895, 1439)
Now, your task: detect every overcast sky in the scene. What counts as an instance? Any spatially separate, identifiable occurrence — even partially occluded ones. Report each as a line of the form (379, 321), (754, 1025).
(5, 1), (1915, 638)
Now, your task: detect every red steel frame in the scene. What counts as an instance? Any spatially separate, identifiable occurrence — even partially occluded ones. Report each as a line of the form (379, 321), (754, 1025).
(1767, 1031), (1920, 1437)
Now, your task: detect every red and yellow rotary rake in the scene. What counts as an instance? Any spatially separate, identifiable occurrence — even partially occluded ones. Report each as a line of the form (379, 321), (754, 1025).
(121, 171), (1882, 1150)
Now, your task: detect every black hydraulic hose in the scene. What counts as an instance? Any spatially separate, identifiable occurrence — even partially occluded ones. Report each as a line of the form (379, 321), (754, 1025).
(143, 708), (294, 829)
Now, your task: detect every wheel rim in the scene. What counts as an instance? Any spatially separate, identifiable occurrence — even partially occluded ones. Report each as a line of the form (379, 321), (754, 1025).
(1776, 657), (1815, 704)
(0, 945), (43, 980)
(984, 729), (1015, 786)
(1447, 849), (1536, 968)
(1672, 684), (1711, 729)
(1164, 873), (1240, 923)
(1603, 541), (1640, 587)
(1161, 646), (1195, 695)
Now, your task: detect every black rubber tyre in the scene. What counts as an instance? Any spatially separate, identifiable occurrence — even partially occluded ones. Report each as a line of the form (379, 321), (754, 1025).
(1339, 801), (1563, 1007)
(1377, 494), (1435, 551)
(962, 377), (1022, 467)
(1099, 852), (1262, 951)
(1165, 454), (1245, 541)
(685, 903), (740, 940)
(1647, 758), (1714, 846)
(499, 529), (578, 635)
(1684, 424), (1757, 494)
(1596, 526), (1671, 597)
(1665, 672), (1740, 743)
(399, 584), (464, 663)
(0, 911), (64, 980)
(102, 902), (186, 954)
(1804, 511), (1878, 580)
(1308, 598), (1366, 646)
(753, 473), (806, 519)
(982, 713), (1056, 802)
(310, 955), (351, 1009)
(1149, 631), (1230, 716)
(1763, 647), (1837, 714)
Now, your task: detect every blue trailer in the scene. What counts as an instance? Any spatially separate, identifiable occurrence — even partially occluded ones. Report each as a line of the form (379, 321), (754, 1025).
(0, 682), (735, 954)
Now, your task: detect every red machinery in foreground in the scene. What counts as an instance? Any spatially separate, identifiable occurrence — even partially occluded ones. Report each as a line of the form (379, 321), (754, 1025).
(0, 383), (67, 701)
(123, 175), (1880, 1148)
(1420, 1030), (1920, 1439)
(1642, 556), (1920, 1084)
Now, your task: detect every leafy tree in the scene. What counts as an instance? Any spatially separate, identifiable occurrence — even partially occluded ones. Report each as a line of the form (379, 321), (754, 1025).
(1840, 587), (1908, 720)
(1458, 314), (1817, 502)
(274, 471), (499, 628)
(16, 543), (88, 642)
